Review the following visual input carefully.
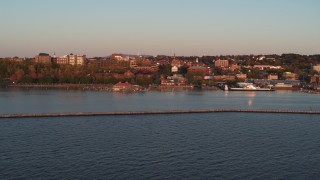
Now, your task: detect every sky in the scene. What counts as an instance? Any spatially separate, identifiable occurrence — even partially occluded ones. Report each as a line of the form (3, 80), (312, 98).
(0, 0), (319, 57)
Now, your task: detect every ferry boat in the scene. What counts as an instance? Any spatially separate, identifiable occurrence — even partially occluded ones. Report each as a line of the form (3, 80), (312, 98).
(229, 83), (275, 91)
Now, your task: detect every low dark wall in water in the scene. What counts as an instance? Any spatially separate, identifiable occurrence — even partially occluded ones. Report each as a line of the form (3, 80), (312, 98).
(1, 109), (320, 118)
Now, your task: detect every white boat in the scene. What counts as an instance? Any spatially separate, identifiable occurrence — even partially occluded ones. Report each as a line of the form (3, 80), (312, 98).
(229, 83), (275, 91)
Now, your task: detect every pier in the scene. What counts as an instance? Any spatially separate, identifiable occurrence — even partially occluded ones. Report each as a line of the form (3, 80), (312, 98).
(1, 109), (320, 118)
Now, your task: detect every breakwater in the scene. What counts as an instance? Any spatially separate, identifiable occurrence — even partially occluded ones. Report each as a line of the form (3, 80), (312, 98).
(1, 109), (320, 118)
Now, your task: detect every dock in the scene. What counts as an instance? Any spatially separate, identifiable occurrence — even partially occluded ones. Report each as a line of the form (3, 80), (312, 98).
(1, 109), (320, 118)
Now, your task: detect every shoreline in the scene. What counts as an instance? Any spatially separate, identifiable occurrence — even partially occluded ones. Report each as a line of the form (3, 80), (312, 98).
(4, 84), (215, 92)
(2, 84), (319, 93)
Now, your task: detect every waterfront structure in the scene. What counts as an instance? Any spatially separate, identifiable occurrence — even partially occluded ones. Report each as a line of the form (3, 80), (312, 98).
(166, 74), (187, 85)
(161, 78), (174, 86)
(112, 81), (133, 92)
(252, 79), (301, 87)
(274, 83), (293, 89)
(215, 59), (229, 67)
(35, 53), (51, 64)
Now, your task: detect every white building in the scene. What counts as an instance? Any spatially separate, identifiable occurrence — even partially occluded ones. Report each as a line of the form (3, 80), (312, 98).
(171, 66), (178, 73)
(55, 54), (86, 65)
(76, 55), (86, 65)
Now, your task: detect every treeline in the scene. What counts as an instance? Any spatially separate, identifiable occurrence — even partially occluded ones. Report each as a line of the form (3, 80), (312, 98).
(0, 59), (162, 86)
(0, 59), (119, 84)
(1, 53), (320, 86)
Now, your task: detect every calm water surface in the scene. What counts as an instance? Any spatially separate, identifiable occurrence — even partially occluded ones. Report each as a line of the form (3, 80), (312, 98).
(1, 89), (320, 179)
(0, 88), (319, 114)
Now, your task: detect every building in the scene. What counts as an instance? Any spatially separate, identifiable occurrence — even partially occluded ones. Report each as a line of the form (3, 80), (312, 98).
(161, 78), (174, 86)
(167, 74), (188, 85)
(111, 54), (130, 61)
(10, 56), (24, 62)
(124, 70), (135, 79)
(236, 73), (247, 80)
(57, 54), (86, 65)
(230, 64), (241, 71)
(112, 81), (133, 92)
(253, 65), (282, 70)
(56, 55), (69, 65)
(310, 75), (319, 84)
(215, 59), (229, 67)
(283, 72), (298, 80)
(171, 59), (182, 67)
(213, 75), (236, 81)
(130, 60), (137, 68)
(171, 66), (179, 73)
(188, 66), (207, 74)
(35, 53), (51, 64)
(75, 55), (86, 65)
(313, 64), (320, 72)
(268, 73), (278, 80)
(133, 66), (159, 73)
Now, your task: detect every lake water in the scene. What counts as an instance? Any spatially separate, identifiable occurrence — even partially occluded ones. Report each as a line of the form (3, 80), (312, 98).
(1, 88), (320, 179)
(0, 88), (320, 114)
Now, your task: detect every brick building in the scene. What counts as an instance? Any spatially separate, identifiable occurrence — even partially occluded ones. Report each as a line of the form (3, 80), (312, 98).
(215, 59), (229, 67)
(35, 53), (51, 64)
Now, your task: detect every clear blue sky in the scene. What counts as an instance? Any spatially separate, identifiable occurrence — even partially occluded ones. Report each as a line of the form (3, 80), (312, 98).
(0, 0), (319, 57)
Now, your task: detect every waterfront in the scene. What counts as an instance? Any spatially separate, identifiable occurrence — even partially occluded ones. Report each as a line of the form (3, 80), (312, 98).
(1, 89), (320, 179)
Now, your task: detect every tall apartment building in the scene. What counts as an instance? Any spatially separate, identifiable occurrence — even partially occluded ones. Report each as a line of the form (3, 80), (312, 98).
(215, 59), (229, 67)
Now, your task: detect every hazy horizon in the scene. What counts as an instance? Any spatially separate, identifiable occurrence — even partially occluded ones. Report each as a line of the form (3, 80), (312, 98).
(1, 0), (319, 57)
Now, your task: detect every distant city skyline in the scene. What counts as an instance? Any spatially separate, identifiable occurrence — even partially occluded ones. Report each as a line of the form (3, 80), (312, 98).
(0, 0), (319, 57)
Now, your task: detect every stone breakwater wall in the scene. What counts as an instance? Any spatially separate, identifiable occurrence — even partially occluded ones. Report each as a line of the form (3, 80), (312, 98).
(1, 109), (320, 118)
